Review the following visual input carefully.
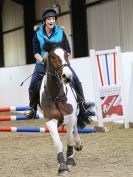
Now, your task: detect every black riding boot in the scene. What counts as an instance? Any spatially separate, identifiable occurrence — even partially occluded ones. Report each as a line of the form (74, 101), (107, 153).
(74, 83), (95, 128)
(25, 91), (38, 119)
(74, 83), (95, 110)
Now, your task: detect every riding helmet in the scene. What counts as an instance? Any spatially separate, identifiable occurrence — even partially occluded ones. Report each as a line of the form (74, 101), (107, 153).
(42, 8), (57, 21)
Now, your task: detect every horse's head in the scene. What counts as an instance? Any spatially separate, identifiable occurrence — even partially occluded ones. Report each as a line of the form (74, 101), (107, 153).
(47, 47), (73, 84)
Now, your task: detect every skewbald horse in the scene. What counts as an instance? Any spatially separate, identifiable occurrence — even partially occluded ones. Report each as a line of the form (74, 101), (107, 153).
(41, 47), (83, 175)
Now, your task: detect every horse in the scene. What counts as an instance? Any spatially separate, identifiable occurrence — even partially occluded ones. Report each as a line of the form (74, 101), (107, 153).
(41, 47), (83, 175)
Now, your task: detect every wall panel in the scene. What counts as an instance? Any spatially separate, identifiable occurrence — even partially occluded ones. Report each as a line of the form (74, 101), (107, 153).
(86, 0), (133, 52)
(3, 29), (26, 67)
(2, 0), (25, 67)
(87, 0), (120, 51)
(120, 0), (133, 51)
(2, 0), (23, 31)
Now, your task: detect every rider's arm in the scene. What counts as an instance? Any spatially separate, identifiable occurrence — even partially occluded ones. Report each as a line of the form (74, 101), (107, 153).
(32, 34), (45, 64)
(34, 53), (45, 64)
(62, 31), (71, 57)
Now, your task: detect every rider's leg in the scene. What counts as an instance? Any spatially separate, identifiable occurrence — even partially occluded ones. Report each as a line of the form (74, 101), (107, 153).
(25, 64), (46, 119)
(70, 67), (95, 110)
(26, 90), (38, 119)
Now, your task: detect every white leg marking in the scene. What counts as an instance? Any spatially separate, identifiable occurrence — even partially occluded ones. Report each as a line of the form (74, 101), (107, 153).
(46, 119), (63, 153)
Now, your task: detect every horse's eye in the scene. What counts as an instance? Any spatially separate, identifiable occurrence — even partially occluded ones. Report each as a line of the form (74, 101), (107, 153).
(50, 54), (56, 60)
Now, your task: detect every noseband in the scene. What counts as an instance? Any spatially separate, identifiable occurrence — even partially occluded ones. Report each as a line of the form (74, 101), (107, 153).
(55, 63), (70, 79)
(56, 63), (70, 73)
(47, 63), (70, 81)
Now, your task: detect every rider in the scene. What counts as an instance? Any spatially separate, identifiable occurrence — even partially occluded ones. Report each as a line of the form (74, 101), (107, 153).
(25, 7), (95, 119)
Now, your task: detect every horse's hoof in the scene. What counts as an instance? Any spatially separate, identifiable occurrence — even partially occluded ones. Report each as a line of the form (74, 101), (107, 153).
(58, 170), (69, 176)
(66, 158), (76, 167)
(74, 144), (83, 151)
(58, 163), (70, 175)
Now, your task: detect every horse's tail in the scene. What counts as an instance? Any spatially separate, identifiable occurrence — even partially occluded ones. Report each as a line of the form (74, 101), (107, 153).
(77, 107), (95, 129)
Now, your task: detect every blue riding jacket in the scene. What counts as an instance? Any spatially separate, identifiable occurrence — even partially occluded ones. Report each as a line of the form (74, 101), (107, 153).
(29, 24), (79, 92)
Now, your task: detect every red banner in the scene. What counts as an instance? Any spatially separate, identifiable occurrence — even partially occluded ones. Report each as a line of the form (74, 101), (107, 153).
(101, 95), (123, 118)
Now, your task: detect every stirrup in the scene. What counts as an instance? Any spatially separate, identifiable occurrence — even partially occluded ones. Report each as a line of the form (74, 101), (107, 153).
(80, 101), (95, 111)
(25, 109), (36, 119)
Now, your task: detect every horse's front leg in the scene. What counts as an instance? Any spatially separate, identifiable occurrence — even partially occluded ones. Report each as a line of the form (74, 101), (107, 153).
(46, 119), (69, 175)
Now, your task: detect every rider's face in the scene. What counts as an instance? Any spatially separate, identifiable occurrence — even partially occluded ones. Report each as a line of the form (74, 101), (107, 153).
(45, 17), (56, 29)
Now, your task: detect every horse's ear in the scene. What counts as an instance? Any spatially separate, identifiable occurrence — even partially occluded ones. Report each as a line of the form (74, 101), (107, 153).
(44, 41), (54, 52)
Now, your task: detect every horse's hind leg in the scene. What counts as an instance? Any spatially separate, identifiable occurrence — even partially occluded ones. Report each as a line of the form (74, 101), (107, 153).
(46, 119), (69, 174)
(65, 117), (77, 167)
(73, 123), (83, 151)
(66, 144), (76, 167)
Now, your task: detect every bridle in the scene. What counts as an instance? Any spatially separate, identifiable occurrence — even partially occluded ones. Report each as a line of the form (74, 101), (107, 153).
(45, 62), (70, 103)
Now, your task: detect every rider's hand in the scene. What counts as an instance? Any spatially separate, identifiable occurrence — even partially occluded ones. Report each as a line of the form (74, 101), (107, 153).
(41, 58), (45, 65)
